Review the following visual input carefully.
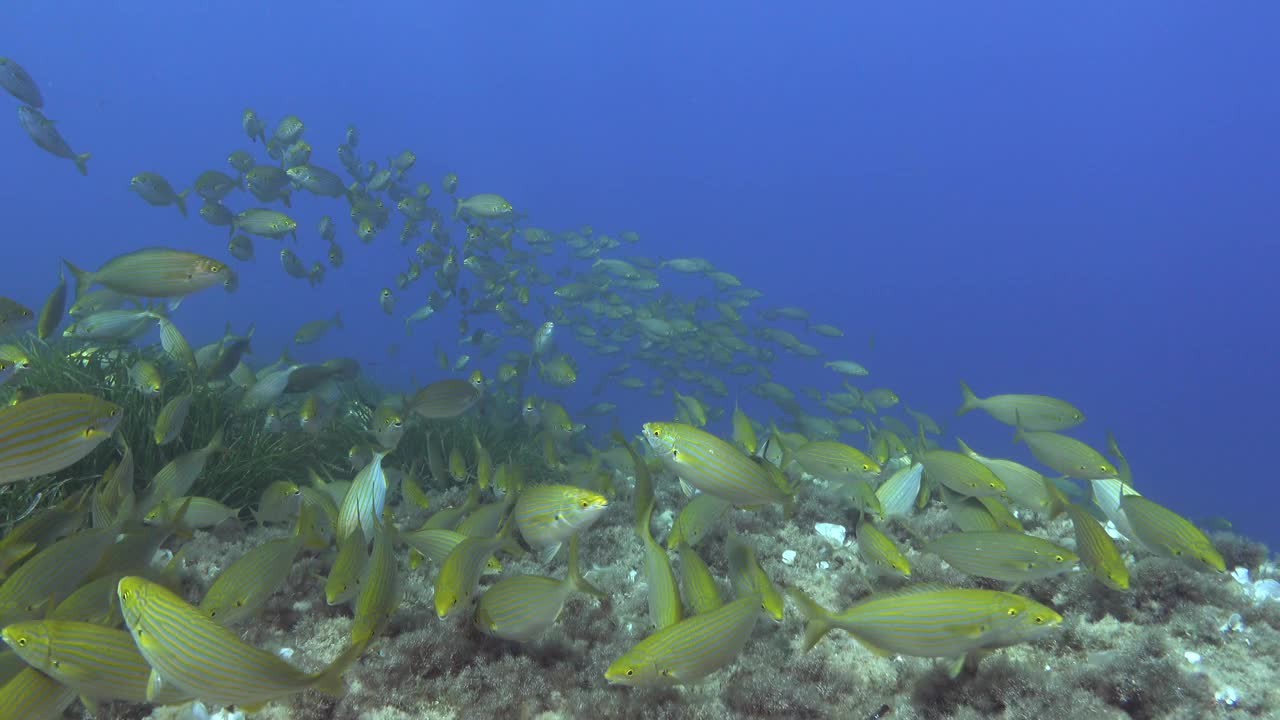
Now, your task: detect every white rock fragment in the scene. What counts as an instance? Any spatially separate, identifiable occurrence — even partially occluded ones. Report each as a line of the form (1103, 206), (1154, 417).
(781, 549), (797, 565)
(1254, 578), (1280, 603)
(814, 522), (847, 548)
(1220, 613), (1245, 634)
(277, 647), (294, 660)
(628, 569), (637, 583)
(1232, 566), (1251, 586)
(1215, 685), (1239, 706)
(1183, 651), (1202, 665)
(816, 560), (830, 570)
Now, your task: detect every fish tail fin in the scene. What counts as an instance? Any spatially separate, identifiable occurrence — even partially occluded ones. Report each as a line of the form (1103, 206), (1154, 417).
(786, 587), (835, 652)
(282, 190), (292, 209)
(567, 533), (605, 598)
(333, 310), (344, 329)
(958, 380), (979, 415)
(63, 259), (91, 299)
(1011, 410), (1026, 445)
(311, 639), (368, 697)
(452, 197), (462, 220)
(175, 189), (189, 217)
(205, 427), (225, 453)
(74, 152), (90, 176)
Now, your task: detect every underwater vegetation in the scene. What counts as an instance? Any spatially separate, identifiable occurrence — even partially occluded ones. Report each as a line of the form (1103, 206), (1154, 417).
(1, 55), (1278, 720)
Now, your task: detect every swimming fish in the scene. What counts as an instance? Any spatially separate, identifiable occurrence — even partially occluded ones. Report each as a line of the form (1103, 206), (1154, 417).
(117, 576), (365, 709)
(0, 393), (122, 485)
(605, 593), (761, 687)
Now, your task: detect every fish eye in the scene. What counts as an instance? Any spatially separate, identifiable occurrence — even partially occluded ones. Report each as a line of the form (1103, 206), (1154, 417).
(1033, 615), (1045, 624)
(625, 669), (634, 677)
(15, 638), (25, 646)
(1006, 607), (1019, 617)
(1054, 555), (1065, 562)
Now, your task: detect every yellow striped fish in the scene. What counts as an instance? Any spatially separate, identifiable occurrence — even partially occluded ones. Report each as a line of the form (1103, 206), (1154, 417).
(50, 573), (125, 626)
(955, 438), (1053, 513)
(326, 529), (369, 606)
(726, 533), (784, 620)
(117, 576), (365, 708)
(0, 528), (114, 626)
(0, 666), (77, 720)
(455, 495), (513, 538)
(351, 521), (399, 644)
(605, 593), (761, 687)
(37, 273), (67, 340)
(0, 393), (122, 484)
(925, 531), (1077, 583)
(338, 450), (388, 543)
(143, 495), (237, 530)
(153, 392), (192, 446)
(676, 541), (723, 614)
(65, 248), (233, 299)
(1064, 503), (1129, 590)
(639, 483), (681, 630)
(856, 521), (911, 579)
(920, 450), (1008, 498)
(946, 495), (1004, 533)
(475, 534), (603, 642)
(1120, 495), (1225, 573)
(514, 484), (609, 562)
(401, 471), (431, 510)
(731, 400), (757, 454)
(435, 524), (513, 619)
(399, 525), (494, 568)
(200, 535), (303, 625)
(642, 422), (791, 509)
(2, 619), (192, 708)
(876, 463), (923, 517)
(786, 440), (882, 483)
(667, 493), (732, 550)
(408, 378), (482, 419)
(1013, 423), (1117, 479)
(788, 585), (1062, 665)
(253, 480), (302, 526)
(143, 427), (223, 509)
(156, 316), (196, 371)
(0, 489), (87, 579)
(957, 381), (1084, 431)
(419, 481), (481, 532)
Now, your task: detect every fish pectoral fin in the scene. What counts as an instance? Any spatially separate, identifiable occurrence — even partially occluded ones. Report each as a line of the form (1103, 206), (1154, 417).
(78, 695), (101, 716)
(145, 669), (165, 703)
(941, 622), (987, 639)
(536, 542), (563, 564)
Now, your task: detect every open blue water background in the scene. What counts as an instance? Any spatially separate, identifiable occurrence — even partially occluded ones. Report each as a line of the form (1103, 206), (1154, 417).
(3, 3), (1277, 545)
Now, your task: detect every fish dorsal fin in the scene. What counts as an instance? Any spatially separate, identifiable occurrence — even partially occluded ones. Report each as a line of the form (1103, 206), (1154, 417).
(861, 582), (955, 603)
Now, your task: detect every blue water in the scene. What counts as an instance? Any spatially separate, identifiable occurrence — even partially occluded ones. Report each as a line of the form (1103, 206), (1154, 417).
(4, 3), (1277, 546)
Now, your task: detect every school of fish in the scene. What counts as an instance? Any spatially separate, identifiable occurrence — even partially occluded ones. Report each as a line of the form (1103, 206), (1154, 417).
(0, 54), (1232, 718)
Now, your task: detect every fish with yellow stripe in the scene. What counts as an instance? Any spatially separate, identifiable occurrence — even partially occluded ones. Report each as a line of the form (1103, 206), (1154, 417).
(65, 248), (235, 299)
(925, 531), (1077, 584)
(475, 534), (604, 642)
(642, 422), (792, 510)
(513, 483), (609, 562)
(0, 666), (77, 720)
(1, 619), (193, 710)
(605, 593), (762, 687)
(1064, 502), (1129, 590)
(1120, 495), (1224, 573)
(788, 584), (1062, 675)
(117, 575), (366, 709)
(0, 393), (122, 485)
